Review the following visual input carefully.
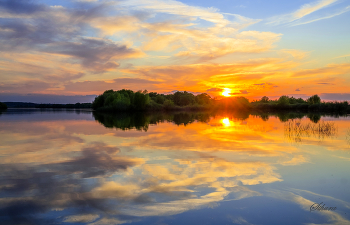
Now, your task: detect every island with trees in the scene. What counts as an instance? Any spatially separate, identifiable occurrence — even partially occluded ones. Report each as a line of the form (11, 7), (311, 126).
(92, 89), (349, 114)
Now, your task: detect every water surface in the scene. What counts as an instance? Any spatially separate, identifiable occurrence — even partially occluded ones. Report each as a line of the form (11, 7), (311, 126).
(1, 109), (350, 225)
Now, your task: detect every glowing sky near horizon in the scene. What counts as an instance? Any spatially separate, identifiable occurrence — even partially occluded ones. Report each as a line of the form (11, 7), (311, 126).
(0, 0), (349, 102)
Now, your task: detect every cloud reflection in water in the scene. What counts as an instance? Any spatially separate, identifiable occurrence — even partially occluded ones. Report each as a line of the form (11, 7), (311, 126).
(0, 111), (349, 224)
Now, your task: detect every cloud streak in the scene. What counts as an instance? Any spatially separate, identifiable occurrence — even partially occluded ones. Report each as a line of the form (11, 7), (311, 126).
(267, 0), (339, 25)
(291, 5), (350, 26)
(123, 0), (229, 26)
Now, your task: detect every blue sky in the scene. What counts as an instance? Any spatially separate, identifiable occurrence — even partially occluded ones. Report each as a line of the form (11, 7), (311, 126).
(0, 0), (349, 102)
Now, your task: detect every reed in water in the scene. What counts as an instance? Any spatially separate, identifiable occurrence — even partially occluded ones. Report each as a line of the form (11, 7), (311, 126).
(284, 120), (337, 143)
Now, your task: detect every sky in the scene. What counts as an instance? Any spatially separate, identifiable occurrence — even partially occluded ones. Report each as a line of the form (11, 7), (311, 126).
(0, 0), (349, 103)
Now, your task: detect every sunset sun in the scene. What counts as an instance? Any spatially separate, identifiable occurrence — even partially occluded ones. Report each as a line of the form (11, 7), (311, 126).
(221, 118), (231, 126)
(222, 88), (231, 97)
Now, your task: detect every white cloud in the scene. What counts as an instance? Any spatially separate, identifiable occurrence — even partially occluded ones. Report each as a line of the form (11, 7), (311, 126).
(267, 0), (339, 25)
(122, 0), (228, 26)
(64, 214), (100, 223)
(291, 5), (350, 26)
(115, 0), (276, 60)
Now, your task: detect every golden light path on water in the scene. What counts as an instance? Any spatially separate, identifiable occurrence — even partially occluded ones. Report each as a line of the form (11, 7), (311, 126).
(0, 110), (350, 224)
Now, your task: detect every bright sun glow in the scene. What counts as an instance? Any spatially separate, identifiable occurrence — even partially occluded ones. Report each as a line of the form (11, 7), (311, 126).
(221, 118), (231, 126)
(222, 88), (231, 97)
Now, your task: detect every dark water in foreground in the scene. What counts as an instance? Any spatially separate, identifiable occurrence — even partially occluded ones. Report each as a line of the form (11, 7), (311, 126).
(0, 109), (350, 225)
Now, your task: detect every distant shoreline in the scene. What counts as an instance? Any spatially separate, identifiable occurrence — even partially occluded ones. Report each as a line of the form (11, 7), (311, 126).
(1, 102), (92, 109)
(1, 101), (350, 114)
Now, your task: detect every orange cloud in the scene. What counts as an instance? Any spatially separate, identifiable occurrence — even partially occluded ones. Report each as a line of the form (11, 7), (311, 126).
(292, 63), (350, 77)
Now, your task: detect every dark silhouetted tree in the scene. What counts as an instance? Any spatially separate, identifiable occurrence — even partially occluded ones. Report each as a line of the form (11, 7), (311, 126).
(307, 95), (321, 105)
(278, 96), (290, 106)
(134, 91), (150, 110)
(155, 95), (166, 104)
(195, 93), (212, 105)
(173, 91), (195, 106)
(260, 96), (269, 103)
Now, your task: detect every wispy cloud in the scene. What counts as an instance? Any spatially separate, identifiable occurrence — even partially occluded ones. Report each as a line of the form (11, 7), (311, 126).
(291, 5), (350, 26)
(121, 0), (268, 61)
(123, 0), (228, 26)
(291, 63), (350, 77)
(267, 189), (350, 225)
(334, 53), (350, 59)
(281, 49), (310, 59)
(267, 0), (339, 25)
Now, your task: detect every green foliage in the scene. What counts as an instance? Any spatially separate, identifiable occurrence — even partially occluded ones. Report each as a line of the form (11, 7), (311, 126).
(148, 100), (163, 111)
(296, 98), (306, 103)
(307, 95), (321, 105)
(134, 91), (150, 110)
(0, 102), (8, 110)
(92, 89), (150, 111)
(195, 93), (212, 105)
(308, 101), (348, 113)
(92, 95), (105, 110)
(163, 99), (175, 110)
(148, 92), (158, 98)
(155, 95), (166, 104)
(165, 94), (174, 101)
(92, 90), (349, 114)
(278, 95), (290, 106)
(288, 97), (297, 104)
(260, 96), (269, 103)
(93, 89), (212, 112)
(173, 91), (196, 106)
(149, 92), (171, 105)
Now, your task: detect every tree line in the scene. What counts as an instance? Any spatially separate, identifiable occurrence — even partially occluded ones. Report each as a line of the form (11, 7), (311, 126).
(92, 89), (252, 112)
(92, 89), (349, 113)
(252, 95), (349, 113)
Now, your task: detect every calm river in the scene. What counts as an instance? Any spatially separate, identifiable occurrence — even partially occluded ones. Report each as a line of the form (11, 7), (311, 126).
(0, 109), (349, 225)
